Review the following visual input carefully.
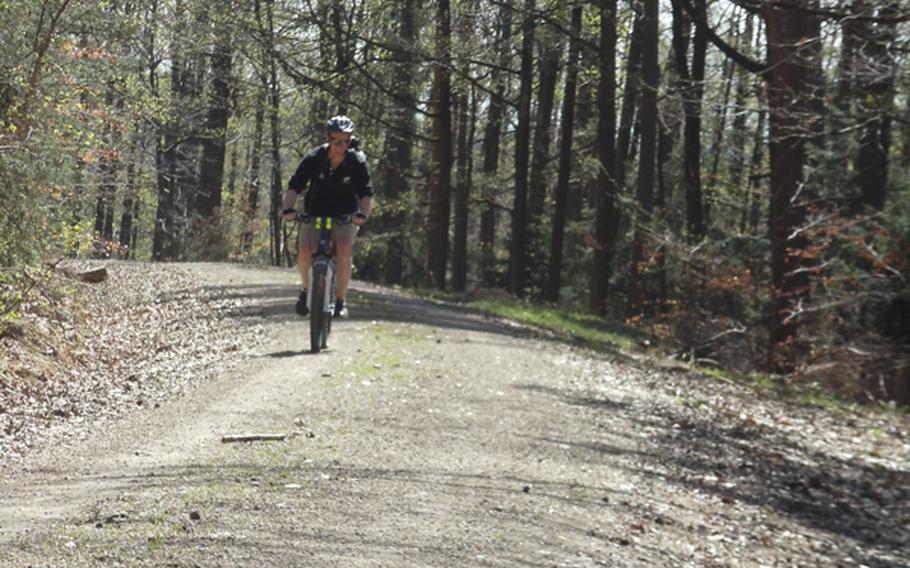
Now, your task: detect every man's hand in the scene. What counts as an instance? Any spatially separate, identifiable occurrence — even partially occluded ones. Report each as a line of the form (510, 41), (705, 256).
(353, 211), (368, 226)
(282, 208), (297, 221)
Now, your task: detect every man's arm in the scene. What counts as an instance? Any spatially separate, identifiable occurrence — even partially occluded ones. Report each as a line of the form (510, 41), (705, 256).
(281, 189), (299, 221)
(282, 147), (321, 220)
(353, 151), (374, 225)
(354, 195), (373, 225)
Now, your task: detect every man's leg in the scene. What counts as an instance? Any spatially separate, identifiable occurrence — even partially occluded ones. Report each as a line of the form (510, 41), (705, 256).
(296, 225), (317, 315)
(332, 224), (358, 315)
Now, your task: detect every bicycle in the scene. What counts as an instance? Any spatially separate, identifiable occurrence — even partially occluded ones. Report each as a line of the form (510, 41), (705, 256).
(300, 213), (352, 353)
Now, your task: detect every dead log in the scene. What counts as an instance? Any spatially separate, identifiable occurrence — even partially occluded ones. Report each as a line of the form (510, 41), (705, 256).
(221, 433), (290, 443)
(77, 267), (108, 283)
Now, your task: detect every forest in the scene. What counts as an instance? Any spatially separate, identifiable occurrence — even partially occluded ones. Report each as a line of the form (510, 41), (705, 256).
(1, 0), (908, 403)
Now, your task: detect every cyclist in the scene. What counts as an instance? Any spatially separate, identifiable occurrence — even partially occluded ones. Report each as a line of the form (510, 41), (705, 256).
(281, 115), (373, 318)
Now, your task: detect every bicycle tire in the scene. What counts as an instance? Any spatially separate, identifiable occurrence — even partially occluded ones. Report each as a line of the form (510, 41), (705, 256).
(310, 267), (326, 353)
(322, 262), (334, 349)
(321, 312), (330, 349)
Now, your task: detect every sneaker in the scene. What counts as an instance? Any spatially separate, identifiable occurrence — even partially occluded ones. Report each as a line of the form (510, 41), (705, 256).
(333, 299), (348, 318)
(295, 290), (309, 316)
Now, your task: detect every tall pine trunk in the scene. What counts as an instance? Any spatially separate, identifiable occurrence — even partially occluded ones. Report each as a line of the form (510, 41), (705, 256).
(509, 0), (535, 297)
(384, 0), (416, 285)
(590, 0), (618, 315)
(671, 0), (707, 240)
(479, 3), (512, 286)
(627, 0), (659, 318)
(527, 37), (560, 292)
(451, 0), (476, 292)
(856, 1), (897, 210)
(119, 157), (138, 259)
(195, 7), (233, 259)
(545, 4), (583, 303)
(615, 3), (643, 193)
(763, 0), (822, 373)
(258, 0), (284, 267)
(241, 85), (266, 255)
(426, 0), (453, 290)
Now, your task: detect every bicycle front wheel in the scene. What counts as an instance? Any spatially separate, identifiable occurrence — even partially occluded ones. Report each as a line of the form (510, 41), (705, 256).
(322, 262), (335, 349)
(310, 268), (326, 353)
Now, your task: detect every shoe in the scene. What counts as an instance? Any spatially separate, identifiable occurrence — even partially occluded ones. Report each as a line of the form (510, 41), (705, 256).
(295, 290), (309, 316)
(333, 299), (348, 318)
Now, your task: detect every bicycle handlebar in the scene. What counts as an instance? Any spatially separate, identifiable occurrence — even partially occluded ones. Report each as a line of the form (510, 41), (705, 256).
(297, 213), (354, 226)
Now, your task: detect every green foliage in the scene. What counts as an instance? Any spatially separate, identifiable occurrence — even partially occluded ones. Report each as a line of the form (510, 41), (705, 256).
(0, 271), (22, 334)
(468, 298), (638, 352)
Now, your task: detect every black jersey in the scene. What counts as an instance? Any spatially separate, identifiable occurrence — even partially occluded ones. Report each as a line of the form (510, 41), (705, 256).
(287, 144), (374, 216)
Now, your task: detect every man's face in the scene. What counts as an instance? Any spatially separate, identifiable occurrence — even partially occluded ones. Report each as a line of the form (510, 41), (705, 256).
(327, 132), (351, 159)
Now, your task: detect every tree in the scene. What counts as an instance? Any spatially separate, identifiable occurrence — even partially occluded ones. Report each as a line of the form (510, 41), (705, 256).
(510, 0), (535, 298)
(546, 3), (583, 303)
(383, 0), (418, 285)
(671, 0), (707, 240)
(479, 2), (513, 287)
(590, 0), (618, 315)
(194, 2), (234, 259)
(427, 0), (453, 290)
(627, 0), (659, 318)
(854, 1), (899, 211)
(527, 25), (561, 293)
(615, 2), (644, 195)
(452, 0), (477, 293)
(762, 1), (823, 372)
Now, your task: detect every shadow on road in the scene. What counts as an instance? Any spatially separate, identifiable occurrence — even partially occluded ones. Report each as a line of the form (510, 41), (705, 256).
(517, 379), (909, 568)
(197, 281), (540, 340)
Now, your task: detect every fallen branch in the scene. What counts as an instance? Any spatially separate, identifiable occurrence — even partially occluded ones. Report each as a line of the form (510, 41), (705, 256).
(221, 433), (291, 443)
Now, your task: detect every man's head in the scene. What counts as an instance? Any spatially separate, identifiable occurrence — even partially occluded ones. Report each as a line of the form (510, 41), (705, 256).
(325, 115), (354, 159)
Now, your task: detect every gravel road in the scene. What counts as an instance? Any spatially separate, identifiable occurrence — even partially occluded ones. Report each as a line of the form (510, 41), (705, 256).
(1, 262), (907, 567)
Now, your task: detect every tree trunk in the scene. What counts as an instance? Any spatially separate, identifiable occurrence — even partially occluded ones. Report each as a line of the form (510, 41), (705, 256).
(94, 85), (119, 258)
(258, 0), (283, 267)
(452, 0), (475, 293)
(729, 13), (755, 201)
(479, 2), (512, 287)
(119, 159), (138, 259)
(242, 84), (266, 255)
(763, 0), (822, 373)
(226, 142), (238, 202)
(153, 135), (177, 261)
(426, 0), (453, 290)
(384, 0), (417, 285)
(615, 2), (643, 193)
(627, 0), (659, 318)
(656, 44), (682, 310)
(590, 0), (618, 315)
(855, 1), (897, 211)
(743, 92), (767, 236)
(452, 90), (472, 293)
(671, 0), (707, 240)
(268, 63), (282, 267)
(707, 33), (737, 220)
(195, 8), (233, 259)
(509, 0), (535, 298)
(153, 0), (186, 262)
(527, 37), (560, 292)
(545, 3), (583, 303)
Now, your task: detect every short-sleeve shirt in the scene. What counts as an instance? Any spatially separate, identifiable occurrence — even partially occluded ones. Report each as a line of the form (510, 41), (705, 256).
(287, 144), (374, 217)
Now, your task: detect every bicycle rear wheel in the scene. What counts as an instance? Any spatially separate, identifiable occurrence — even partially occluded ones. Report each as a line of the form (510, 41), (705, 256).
(310, 268), (326, 353)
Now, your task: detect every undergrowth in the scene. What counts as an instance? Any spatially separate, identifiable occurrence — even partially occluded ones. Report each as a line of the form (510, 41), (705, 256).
(418, 290), (907, 414)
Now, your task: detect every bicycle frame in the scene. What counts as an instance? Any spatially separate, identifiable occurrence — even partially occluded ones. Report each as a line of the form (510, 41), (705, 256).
(306, 216), (336, 317)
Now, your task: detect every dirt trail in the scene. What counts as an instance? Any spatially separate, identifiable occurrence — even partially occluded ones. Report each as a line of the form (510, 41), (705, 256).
(1, 263), (907, 567)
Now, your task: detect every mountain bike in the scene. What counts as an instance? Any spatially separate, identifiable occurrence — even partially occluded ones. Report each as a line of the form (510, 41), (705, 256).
(301, 214), (351, 353)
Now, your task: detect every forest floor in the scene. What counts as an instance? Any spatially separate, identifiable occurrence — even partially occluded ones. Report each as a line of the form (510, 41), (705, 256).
(0, 261), (908, 567)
